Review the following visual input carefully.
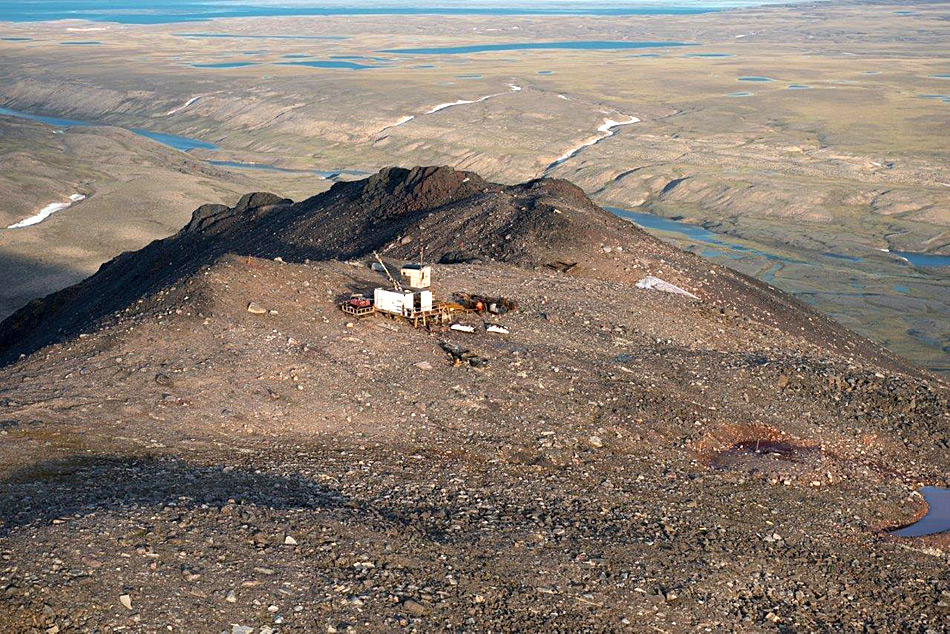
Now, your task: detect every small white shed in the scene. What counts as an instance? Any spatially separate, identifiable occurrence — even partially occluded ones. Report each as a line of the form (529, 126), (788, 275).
(400, 264), (431, 289)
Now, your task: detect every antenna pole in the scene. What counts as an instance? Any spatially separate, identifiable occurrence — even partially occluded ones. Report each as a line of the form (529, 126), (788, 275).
(373, 251), (403, 292)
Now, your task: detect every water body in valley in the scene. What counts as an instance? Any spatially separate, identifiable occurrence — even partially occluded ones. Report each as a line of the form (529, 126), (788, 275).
(607, 207), (789, 262)
(738, 76), (773, 82)
(0, 106), (217, 151)
(191, 62), (258, 69)
(892, 251), (950, 269)
(380, 41), (694, 55)
(280, 60), (375, 70)
(175, 33), (348, 40)
(890, 487), (950, 538)
(0, 1), (732, 24)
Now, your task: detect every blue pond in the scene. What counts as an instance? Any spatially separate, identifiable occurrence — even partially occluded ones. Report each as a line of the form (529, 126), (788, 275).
(537, 70), (554, 75)
(930, 74), (950, 79)
(0, 106), (217, 152)
(380, 41), (694, 55)
(455, 74), (482, 79)
(891, 487), (950, 538)
(1, 36), (32, 41)
(893, 251), (950, 269)
(606, 207), (797, 264)
(191, 62), (257, 69)
(787, 84), (810, 89)
(0, 2), (721, 24)
(728, 91), (753, 97)
(738, 76), (773, 82)
(280, 60), (375, 70)
(61, 40), (101, 45)
(685, 52), (734, 58)
(175, 33), (347, 40)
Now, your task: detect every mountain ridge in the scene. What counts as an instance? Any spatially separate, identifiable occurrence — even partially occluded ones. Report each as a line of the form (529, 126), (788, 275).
(0, 166), (919, 375)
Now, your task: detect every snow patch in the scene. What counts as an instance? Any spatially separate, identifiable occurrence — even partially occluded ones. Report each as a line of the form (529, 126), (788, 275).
(635, 276), (698, 300)
(7, 194), (86, 229)
(376, 115), (415, 134)
(166, 96), (201, 116)
(378, 84), (521, 133)
(547, 116), (639, 170)
(424, 83), (521, 114)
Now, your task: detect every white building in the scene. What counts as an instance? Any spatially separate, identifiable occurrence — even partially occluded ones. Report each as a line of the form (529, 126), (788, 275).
(400, 264), (431, 289)
(374, 287), (432, 317)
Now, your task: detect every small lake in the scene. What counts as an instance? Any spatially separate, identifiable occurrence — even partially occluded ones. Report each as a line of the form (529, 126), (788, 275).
(685, 52), (734, 58)
(787, 84), (810, 89)
(728, 91), (753, 97)
(606, 208), (916, 272)
(893, 251), (950, 269)
(607, 207), (798, 264)
(175, 33), (348, 40)
(379, 41), (694, 55)
(891, 487), (950, 537)
(1, 36), (32, 41)
(2, 3), (722, 24)
(61, 41), (101, 45)
(929, 74), (950, 79)
(537, 70), (554, 75)
(738, 76), (773, 82)
(0, 106), (217, 152)
(132, 129), (217, 151)
(280, 60), (375, 70)
(191, 62), (258, 69)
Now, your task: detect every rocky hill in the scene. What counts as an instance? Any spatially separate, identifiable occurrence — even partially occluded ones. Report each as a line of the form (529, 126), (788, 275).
(0, 166), (909, 372)
(0, 167), (947, 631)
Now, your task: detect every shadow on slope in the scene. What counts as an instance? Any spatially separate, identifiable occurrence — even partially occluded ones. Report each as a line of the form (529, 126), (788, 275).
(0, 250), (91, 321)
(0, 455), (349, 536)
